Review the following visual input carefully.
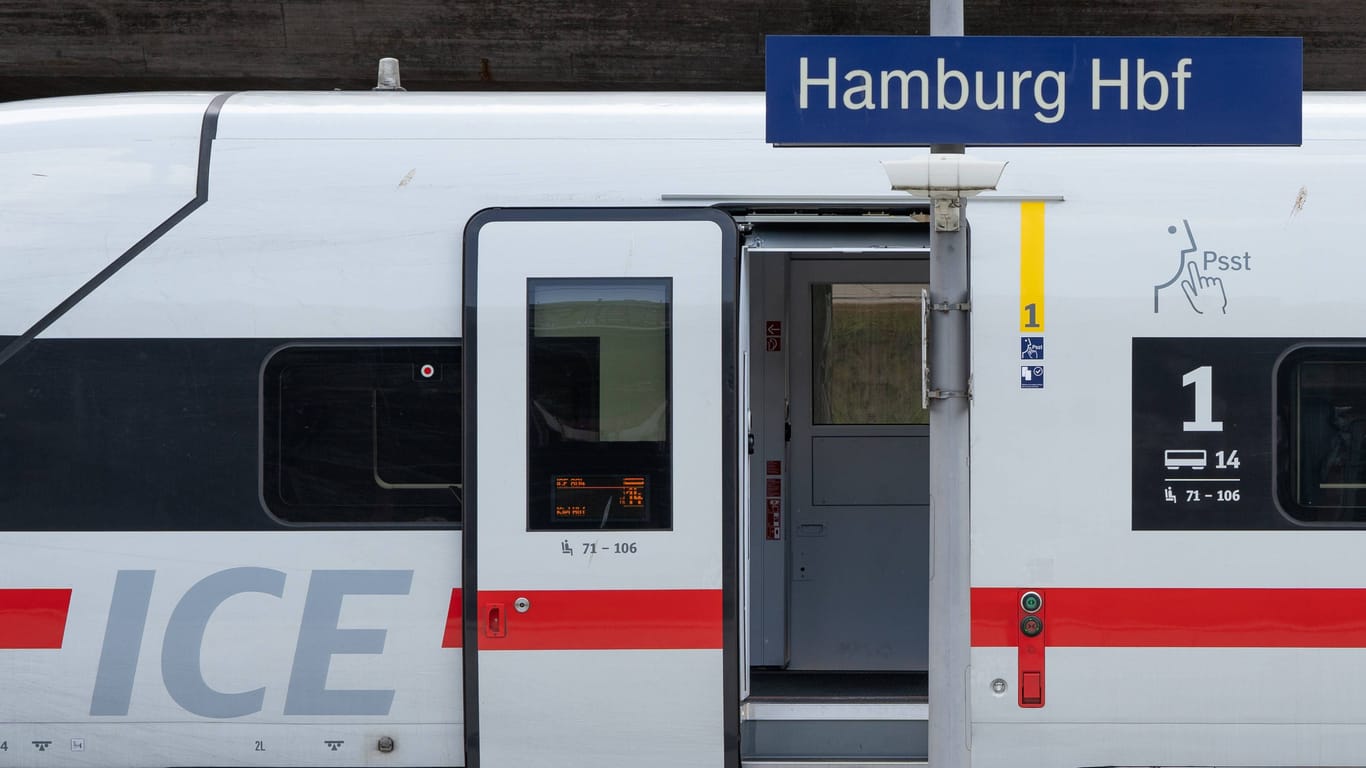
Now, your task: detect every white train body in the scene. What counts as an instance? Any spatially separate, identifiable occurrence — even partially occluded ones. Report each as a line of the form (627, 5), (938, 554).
(1, 90), (1365, 767)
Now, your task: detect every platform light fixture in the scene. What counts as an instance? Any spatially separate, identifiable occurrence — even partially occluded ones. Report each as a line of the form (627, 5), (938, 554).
(882, 153), (1007, 231)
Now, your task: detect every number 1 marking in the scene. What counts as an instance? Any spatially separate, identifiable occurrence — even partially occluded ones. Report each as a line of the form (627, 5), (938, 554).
(1182, 365), (1223, 432)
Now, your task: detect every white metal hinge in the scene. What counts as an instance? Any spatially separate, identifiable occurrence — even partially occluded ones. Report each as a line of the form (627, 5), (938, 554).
(929, 301), (971, 313)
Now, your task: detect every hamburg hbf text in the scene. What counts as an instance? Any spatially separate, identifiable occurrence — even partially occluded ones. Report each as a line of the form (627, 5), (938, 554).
(798, 56), (1195, 124)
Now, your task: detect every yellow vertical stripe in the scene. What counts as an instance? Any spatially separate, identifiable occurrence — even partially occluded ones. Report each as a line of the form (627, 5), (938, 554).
(1020, 202), (1045, 333)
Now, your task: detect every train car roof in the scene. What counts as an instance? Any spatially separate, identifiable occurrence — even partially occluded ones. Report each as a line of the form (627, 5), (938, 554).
(1, 91), (1364, 142)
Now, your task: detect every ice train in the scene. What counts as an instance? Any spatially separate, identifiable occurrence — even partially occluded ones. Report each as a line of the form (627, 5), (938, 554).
(1, 86), (1364, 768)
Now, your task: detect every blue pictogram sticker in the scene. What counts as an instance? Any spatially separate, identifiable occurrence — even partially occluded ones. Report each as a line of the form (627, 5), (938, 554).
(1021, 336), (1045, 360)
(1021, 365), (1045, 389)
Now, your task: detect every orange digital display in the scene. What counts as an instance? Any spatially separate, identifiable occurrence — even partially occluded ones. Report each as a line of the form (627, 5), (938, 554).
(553, 475), (649, 523)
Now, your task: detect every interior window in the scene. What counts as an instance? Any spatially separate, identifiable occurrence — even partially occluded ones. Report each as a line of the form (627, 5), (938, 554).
(262, 345), (461, 525)
(812, 283), (926, 425)
(1279, 348), (1366, 522)
(527, 278), (672, 531)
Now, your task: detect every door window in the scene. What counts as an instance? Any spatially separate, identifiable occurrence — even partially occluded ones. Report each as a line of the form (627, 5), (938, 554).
(811, 283), (927, 425)
(527, 278), (673, 530)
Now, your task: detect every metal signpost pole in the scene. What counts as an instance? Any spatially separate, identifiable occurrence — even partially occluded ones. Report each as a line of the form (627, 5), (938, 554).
(928, 2), (971, 768)
(930, 0), (963, 36)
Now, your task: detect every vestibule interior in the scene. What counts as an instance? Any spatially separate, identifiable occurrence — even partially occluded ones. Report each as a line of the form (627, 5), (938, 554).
(741, 215), (933, 703)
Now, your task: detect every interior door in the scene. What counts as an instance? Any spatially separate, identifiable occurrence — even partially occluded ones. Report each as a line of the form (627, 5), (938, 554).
(787, 258), (930, 671)
(463, 208), (738, 768)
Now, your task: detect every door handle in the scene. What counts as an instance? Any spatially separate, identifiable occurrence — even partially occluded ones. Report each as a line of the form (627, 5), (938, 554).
(486, 603), (506, 638)
(921, 288), (930, 410)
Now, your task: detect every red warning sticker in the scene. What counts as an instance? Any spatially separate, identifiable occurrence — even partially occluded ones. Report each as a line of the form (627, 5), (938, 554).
(765, 321), (782, 352)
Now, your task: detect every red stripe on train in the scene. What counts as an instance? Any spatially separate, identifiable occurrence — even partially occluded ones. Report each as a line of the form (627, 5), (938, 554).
(0, 589), (72, 649)
(477, 589), (722, 651)
(442, 588), (462, 648)
(973, 587), (1366, 647)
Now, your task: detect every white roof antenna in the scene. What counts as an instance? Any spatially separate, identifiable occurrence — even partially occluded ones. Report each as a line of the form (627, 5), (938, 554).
(374, 58), (406, 91)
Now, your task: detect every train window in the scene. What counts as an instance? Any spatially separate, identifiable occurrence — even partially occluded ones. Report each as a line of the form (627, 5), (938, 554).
(262, 345), (461, 525)
(812, 283), (927, 425)
(1279, 348), (1366, 522)
(527, 278), (672, 531)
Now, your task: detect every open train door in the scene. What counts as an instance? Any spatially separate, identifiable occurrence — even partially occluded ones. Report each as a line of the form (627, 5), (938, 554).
(462, 209), (739, 768)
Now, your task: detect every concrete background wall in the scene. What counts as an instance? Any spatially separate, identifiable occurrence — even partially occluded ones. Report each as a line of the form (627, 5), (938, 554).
(0, 0), (1360, 101)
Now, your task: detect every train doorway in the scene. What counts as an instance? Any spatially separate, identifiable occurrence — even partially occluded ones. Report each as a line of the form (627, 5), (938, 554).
(739, 213), (932, 763)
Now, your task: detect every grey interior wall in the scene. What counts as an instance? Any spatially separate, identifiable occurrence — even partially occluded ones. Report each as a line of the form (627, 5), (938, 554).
(747, 252), (790, 668)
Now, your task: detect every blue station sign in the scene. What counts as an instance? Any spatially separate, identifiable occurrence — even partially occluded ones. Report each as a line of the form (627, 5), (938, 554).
(765, 36), (1302, 146)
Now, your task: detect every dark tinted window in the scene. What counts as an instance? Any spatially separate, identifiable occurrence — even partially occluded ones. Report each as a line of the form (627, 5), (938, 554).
(1278, 347), (1366, 523)
(263, 345), (461, 525)
(527, 279), (672, 531)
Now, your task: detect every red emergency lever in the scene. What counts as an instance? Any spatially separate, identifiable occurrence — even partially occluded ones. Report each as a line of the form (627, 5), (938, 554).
(486, 603), (506, 638)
